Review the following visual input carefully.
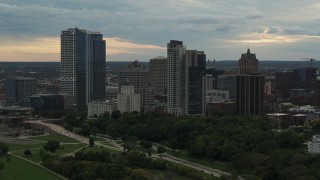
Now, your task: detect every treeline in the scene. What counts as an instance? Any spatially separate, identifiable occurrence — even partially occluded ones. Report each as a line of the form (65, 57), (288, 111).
(40, 149), (203, 180)
(63, 111), (320, 179)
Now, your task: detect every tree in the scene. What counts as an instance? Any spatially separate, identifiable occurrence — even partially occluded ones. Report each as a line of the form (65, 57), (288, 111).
(140, 140), (152, 149)
(0, 142), (8, 157)
(24, 149), (32, 156)
(43, 140), (60, 153)
(89, 137), (94, 147)
(111, 110), (121, 119)
(157, 146), (166, 154)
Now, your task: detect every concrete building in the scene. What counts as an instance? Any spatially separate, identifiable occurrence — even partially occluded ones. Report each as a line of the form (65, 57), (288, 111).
(204, 75), (215, 91)
(275, 71), (296, 99)
(5, 77), (37, 106)
(60, 28), (106, 112)
(87, 101), (116, 117)
(149, 57), (167, 95)
(30, 94), (64, 111)
(118, 60), (154, 110)
(238, 49), (258, 75)
(206, 90), (229, 103)
(167, 40), (186, 116)
(106, 86), (118, 101)
(117, 86), (141, 113)
(308, 135), (320, 154)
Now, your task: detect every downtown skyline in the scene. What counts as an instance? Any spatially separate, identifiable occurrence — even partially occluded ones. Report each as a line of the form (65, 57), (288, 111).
(0, 0), (320, 62)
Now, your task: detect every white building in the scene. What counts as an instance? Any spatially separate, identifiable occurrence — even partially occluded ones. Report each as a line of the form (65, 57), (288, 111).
(308, 135), (320, 154)
(117, 86), (141, 113)
(289, 105), (315, 114)
(206, 90), (229, 103)
(87, 101), (116, 117)
(167, 40), (186, 116)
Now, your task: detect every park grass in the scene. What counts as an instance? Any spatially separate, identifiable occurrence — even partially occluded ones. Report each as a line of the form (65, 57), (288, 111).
(12, 148), (43, 163)
(167, 150), (228, 171)
(1, 156), (64, 180)
(57, 143), (87, 155)
(93, 136), (106, 141)
(28, 133), (79, 143)
(82, 145), (121, 154)
(8, 142), (45, 152)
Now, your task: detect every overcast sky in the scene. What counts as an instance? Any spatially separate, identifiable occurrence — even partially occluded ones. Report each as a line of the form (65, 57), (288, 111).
(0, 0), (320, 62)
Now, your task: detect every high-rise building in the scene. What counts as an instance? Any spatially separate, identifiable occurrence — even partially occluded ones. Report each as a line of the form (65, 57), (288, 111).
(149, 57), (167, 95)
(5, 77), (37, 106)
(118, 60), (154, 110)
(238, 49), (258, 75)
(183, 50), (206, 115)
(217, 75), (238, 101)
(237, 75), (265, 115)
(117, 85), (141, 113)
(167, 40), (186, 115)
(293, 67), (317, 90)
(60, 28), (106, 112)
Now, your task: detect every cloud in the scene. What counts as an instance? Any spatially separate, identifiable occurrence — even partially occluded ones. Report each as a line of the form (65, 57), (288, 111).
(0, 35), (165, 61)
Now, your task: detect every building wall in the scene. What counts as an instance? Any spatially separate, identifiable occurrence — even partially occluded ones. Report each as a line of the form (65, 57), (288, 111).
(167, 40), (186, 116)
(30, 94), (64, 111)
(87, 101), (116, 117)
(117, 86), (141, 113)
(217, 75), (237, 101)
(5, 77), (37, 106)
(238, 49), (259, 75)
(237, 75), (265, 115)
(149, 57), (167, 95)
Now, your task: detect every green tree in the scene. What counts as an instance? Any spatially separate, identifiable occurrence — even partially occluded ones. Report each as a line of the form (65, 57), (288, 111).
(24, 149), (32, 156)
(89, 137), (94, 147)
(157, 146), (166, 154)
(0, 142), (8, 157)
(43, 140), (60, 153)
(111, 110), (121, 119)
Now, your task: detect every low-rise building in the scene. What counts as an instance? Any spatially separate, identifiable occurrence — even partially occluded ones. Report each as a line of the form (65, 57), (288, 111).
(308, 135), (320, 154)
(87, 101), (116, 117)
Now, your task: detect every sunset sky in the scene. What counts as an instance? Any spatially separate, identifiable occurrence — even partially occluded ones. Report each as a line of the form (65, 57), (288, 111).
(0, 0), (320, 61)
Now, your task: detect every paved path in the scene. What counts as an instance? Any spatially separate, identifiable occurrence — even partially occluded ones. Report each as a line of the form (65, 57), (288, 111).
(27, 119), (230, 178)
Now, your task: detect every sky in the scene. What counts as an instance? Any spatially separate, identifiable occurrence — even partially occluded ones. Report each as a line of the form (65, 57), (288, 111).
(0, 0), (320, 62)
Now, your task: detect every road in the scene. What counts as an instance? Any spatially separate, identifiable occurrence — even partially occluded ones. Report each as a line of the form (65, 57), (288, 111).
(27, 119), (230, 178)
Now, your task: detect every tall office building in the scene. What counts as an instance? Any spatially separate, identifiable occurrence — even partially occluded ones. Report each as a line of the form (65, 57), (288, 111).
(217, 75), (238, 101)
(149, 57), (167, 95)
(293, 67), (317, 90)
(167, 40), (186, 115)
(237, 75), (265, 115)
(60, 28), (106, 112)
(118, 60), (154, 110)
(5, 77), (37, 106)
(183, 50), (206, 115)
(238, 49), (258, 75)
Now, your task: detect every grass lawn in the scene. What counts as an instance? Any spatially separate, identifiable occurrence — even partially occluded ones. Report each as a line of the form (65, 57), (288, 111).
(82, 145), (121, 154)
(1, 156), (64, 180)
(167, 150), (228, 171)
(28, 134), (79, 143)
(8, 142), (45, 152)
(93, 136), (106, 141)
(12, 148), (43, 163)
(56, 143), (87, 155)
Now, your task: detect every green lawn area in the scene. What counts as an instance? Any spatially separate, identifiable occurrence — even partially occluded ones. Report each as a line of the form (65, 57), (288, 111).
(82, 145), (121, 154)
(1, 156), (64, 180)
(13, 148), (43, 163)
(28, 134), (79, 143)
(167, 150), (228, 171)
(8, 142), (45, 152)
(56, 143), (87, 155)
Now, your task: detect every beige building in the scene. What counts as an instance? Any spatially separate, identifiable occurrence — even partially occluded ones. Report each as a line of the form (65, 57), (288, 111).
(117, 86), (141, 113)
(87, 101), (116, 117)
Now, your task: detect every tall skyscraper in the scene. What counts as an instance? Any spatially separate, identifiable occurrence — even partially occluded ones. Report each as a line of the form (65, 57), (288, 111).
(5, 77), (37, 106)
(238, 49), (258, 75)
(167, 40), (186, 116)
(183, 50), (206, 115)
(118, 60), (154, 110)
(60, 28), (106, 112)
(149, 57), (167, 95)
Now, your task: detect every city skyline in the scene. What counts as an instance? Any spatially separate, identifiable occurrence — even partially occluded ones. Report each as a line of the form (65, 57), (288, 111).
(0, 0), (320, 62)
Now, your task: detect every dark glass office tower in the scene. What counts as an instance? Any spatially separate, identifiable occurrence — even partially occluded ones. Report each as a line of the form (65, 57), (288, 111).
(60, 28), (106, 112)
